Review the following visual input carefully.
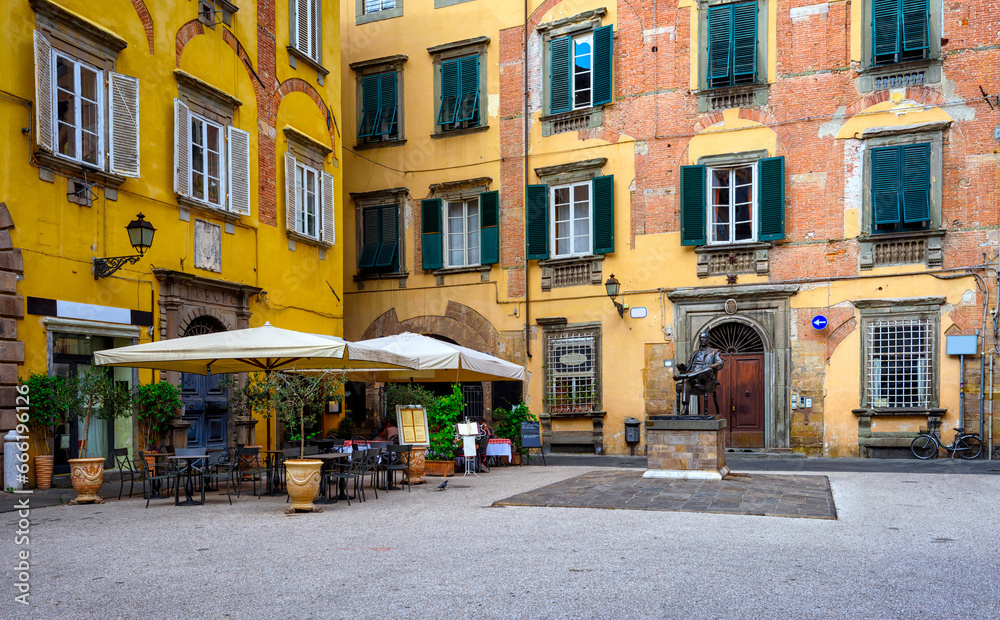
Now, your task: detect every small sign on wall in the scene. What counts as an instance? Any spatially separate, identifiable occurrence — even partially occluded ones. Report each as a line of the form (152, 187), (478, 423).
(629, 307), (647, 319)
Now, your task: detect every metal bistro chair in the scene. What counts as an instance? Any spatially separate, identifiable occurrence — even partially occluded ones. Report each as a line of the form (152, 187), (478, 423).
(202, 450), (229, 491)
(138, 451), (173, 509)
(111, 448), (138, 500)
(234, 447), (265, 499)
(326, 450), (367, 506)
(202, 451), (240, 505)
(383, 444), (412, 492)
(475, 435), (491, 473)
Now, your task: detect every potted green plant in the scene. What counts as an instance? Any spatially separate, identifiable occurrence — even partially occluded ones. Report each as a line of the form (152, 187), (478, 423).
(265, 370), (345, 513)
(424, 384), (464, 477)
(19, 373), (75, 489)
(494, 403), (537, 465)
(68, 367), (132, 504)
(134, 380), (182, 458)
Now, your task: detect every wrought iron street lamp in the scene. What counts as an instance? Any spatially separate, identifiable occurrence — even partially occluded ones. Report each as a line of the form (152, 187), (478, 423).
(604, 273), (625, 318)
(93, 213), (156, 279)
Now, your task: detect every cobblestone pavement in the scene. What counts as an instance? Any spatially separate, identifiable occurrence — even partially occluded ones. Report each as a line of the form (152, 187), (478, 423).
(493, 470), (837, 519)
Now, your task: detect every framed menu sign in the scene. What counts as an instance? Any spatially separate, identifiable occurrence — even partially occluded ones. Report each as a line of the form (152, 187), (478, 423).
(396, 405), (429, 447)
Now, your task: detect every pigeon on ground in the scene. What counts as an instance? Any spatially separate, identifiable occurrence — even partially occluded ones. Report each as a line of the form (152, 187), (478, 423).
(436, 480), (448, 490)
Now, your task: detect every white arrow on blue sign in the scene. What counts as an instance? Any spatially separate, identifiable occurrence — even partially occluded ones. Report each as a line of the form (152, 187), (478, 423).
(812, 315), (828, 330)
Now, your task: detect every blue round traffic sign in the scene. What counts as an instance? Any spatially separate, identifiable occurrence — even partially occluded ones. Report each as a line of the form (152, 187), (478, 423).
(812, 315), (828, 330)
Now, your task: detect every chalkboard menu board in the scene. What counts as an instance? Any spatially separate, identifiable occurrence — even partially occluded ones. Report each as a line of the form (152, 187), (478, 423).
(521, 421), (542, 448)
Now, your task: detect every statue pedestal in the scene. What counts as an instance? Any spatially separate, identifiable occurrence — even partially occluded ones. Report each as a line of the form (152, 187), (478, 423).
(234, 416), (258, 447)
(165, 417), (191, 451)
(643, 416), (729, 481)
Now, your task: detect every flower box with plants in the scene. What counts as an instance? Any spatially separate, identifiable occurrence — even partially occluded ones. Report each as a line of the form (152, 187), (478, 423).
(424, 384), (464, 477)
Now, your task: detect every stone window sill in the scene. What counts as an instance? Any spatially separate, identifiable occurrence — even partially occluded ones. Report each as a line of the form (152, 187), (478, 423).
(287, 46), (330, 82)
(431, 125), (489, 139)
(539, 255), (603, 291)
(286, 229), (331, 250)
(852, 408), (945, 417)
(35, 151), (127, 190)
(357, 6), (403, 25)
(694, 242), (771, 278)
(540, 409), (607, 419)
(859, 229), (944, 270)
(354, 270), (409, 282)
(355, 138), (406, 151)
(433, 264), (492, 285)
(540, 107), (604, 137)
(177, 196), (242, 225)
(857, 59), (940, 93)
(695, 83), (769, 113)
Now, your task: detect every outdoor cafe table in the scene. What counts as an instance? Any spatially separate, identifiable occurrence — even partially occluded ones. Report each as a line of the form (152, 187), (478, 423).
(486, 438), (513, 460)
(307, 452), (350, 503)
(168, 454), (207, 506)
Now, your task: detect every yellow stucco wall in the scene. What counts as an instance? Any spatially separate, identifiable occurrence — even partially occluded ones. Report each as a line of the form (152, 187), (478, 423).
(3, 0), (344, 461)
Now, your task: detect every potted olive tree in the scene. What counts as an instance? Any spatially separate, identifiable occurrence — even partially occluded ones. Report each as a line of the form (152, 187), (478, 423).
(20, 373), (75, 489)
(134, 380), (182, 456)
(424, 385), (464, 477)
(266, 370), (344, 513)
(68, 367), (132, 504)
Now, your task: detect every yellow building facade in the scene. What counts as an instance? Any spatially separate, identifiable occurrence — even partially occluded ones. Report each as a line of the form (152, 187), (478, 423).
(1, 0), (344, 481)
(340, 0), (998, 458)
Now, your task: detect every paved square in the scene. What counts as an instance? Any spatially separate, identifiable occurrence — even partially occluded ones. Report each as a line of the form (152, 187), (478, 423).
(493, 470), (837, 519)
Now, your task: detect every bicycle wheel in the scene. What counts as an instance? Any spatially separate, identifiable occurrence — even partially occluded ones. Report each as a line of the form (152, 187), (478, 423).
(910, 434), (938, 459)
(957, 435), (983, 460)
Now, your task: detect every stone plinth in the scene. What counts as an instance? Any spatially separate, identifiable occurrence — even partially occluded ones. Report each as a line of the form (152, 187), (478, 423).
(643, 416), (729, 481)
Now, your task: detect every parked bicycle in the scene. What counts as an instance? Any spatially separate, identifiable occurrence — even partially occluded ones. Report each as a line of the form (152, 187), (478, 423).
(910, 420), (983, 460)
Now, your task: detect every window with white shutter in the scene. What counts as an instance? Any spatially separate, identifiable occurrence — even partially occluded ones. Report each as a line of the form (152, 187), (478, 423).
(291, 0), (321, 63)
(283, 136), (334, 247)
(109, 72), (140, 178)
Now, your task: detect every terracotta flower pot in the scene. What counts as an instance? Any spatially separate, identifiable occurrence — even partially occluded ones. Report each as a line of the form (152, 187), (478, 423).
(34, 454), (54, 490)
(404, 447), (427, 484)
(68, 457), (106, 504)
(284, 459), (323, 512)
(424, 459), (454, 477)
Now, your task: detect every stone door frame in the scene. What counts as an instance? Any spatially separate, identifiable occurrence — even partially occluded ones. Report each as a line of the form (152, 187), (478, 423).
(669, 284), (797, 450)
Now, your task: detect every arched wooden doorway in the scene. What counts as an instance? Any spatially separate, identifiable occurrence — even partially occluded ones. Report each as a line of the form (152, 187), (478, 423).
(708, 322), (765, 448)
(180, 316), (229, 449)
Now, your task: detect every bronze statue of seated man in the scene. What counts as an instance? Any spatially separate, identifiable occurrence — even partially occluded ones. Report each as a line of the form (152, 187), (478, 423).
(674, 331), (724, 416)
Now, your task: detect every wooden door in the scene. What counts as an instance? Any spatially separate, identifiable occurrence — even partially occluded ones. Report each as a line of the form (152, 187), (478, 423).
(181, 372), (228, 449)
(717, 353), (765, 448)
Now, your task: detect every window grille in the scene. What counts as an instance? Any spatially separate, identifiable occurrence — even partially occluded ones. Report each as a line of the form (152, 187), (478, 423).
(545, 332), (597, 411)
(461, 384), (484, 421)
(866, 318), (933, 408)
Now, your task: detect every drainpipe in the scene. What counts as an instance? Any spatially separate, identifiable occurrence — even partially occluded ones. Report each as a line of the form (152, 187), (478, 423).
(524, 0), (532, 360)
(979, 328), (985, 444)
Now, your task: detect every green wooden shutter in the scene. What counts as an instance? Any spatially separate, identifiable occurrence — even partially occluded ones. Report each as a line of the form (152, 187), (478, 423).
(421, 198), (443, 270)
(550, 36), (571, 114)
(376, 72), (397, 137)
(358, 75), (380, 137)
(457, 55), (480, 123)
(592, 175), (615, 254)
(901, 143), (930, 223)
(901, 0), (929, 51)
(375, 205), (398, 269)
(871, 146), (901, 226)
(592, 25), (614, 106)
(732, 2), (757, 81)
(438, 60), (459, 125)
(358, 206), (380, 268)
(872, 0), (900, 58)
(680, 165), (706, 246)
(707, 5), (732, 82)
(480, 190), (499, 265)
(526, 184), (549, 260)
(757, 156), (785, 241)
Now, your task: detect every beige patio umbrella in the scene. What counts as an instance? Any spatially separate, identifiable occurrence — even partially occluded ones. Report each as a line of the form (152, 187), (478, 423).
(92, 322), (419, 374)
(332, 332), (526, 383)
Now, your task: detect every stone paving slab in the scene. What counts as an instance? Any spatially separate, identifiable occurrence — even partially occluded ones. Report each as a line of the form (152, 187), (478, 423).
(493, 470), (837, 520)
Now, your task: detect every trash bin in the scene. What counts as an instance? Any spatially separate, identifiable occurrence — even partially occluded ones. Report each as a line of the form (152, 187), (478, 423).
(624, 417), (642, 455)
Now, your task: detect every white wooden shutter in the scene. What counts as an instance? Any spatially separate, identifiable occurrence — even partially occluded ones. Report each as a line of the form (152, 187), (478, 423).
(33, 30), (53, 152)
(296, 0), (311, 58)
(173, 99), (190, 197)
(227, 126), (251, 215)
(284, 151), (298, 232)
(108, 72), (140, 178)
(321, 170), (335, 244)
